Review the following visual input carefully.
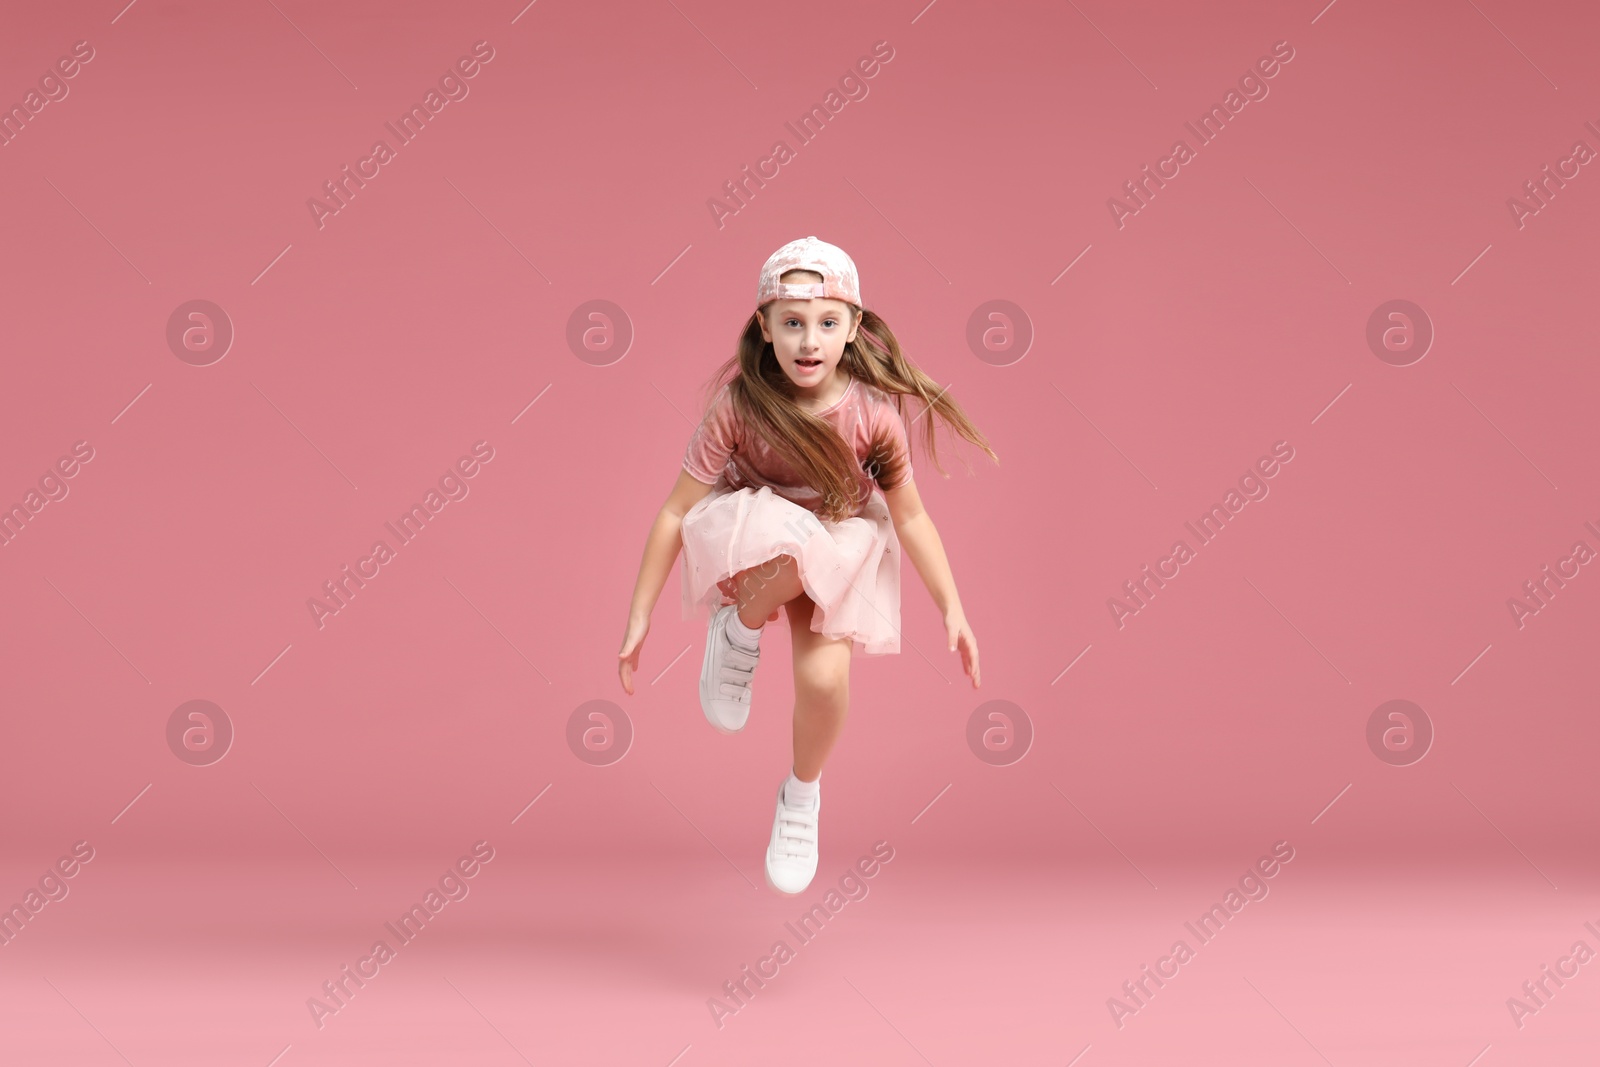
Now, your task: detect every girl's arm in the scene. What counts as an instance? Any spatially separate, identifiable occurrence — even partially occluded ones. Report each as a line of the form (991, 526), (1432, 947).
(882, 479), (980, 688)
(619, 470), (715, 695)
(627, 470), (714, 619)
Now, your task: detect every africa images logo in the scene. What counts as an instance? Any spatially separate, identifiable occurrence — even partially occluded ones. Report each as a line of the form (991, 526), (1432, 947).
(306, 42), (496, 230)
(707, 841), (895, 1028)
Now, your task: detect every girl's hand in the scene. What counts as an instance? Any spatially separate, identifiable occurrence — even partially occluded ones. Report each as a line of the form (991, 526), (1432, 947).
(618, 612), (651, 696)
(945, 608), (980, 688)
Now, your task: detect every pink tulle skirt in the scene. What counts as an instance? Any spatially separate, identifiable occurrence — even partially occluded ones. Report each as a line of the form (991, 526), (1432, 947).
(679, 478), (902, 655)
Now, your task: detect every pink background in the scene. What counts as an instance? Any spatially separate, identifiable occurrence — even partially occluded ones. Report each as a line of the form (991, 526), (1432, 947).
(1, 0), (1597, 1063)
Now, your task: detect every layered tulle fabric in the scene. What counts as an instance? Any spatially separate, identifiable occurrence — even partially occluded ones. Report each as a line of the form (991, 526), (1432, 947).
(680, 478), (902, 656)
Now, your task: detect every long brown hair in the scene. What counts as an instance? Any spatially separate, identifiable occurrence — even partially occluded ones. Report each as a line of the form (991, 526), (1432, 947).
(696, 269), (999, 524)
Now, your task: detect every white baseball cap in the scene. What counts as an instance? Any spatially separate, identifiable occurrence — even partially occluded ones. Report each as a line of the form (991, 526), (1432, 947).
(756, 235), (862, 309)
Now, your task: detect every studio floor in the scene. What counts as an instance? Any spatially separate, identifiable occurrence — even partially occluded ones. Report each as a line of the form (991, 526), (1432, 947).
(3, 852), (1596, 1066)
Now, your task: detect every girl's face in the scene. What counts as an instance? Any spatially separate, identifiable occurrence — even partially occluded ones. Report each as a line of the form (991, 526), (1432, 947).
(759, 296), (860, 398)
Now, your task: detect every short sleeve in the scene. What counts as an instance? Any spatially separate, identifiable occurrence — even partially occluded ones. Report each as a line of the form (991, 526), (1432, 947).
(682, 385), (740, 484)
(873, 398), (914, 490)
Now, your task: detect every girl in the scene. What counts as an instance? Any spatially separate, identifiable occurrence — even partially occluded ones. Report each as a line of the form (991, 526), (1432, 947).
(617, 235), (997, 894)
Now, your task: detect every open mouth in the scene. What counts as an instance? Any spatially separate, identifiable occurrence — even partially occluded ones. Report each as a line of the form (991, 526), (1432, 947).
(795, 359), (822, 370)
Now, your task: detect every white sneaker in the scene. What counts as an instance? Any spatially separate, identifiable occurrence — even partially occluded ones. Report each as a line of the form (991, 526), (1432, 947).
(700, 603), (760, 734)
(764, 779), (820, 894)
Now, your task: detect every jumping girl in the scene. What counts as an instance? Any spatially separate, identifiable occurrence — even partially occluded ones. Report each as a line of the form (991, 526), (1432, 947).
(617, 235), (997, 894)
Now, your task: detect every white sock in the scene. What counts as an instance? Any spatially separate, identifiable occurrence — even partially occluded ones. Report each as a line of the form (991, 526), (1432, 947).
(727, 611), (763, 650)
(784, 769), (819, 806)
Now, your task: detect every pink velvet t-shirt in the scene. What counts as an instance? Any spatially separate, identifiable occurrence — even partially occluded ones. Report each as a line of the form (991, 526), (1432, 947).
(682, 374), (914, 516)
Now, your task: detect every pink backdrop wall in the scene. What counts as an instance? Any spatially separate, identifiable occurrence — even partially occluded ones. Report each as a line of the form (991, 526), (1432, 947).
(2, 0), (1596, 887)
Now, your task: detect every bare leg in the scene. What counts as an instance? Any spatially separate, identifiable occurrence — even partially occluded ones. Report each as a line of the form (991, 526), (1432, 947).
(730, 554), (804, 629)
(784, 592), (852, 782)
